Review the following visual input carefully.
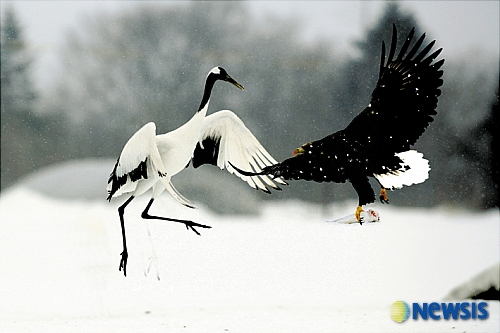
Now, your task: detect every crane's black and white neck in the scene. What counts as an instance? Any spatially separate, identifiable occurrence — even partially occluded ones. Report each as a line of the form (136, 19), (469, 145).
(198, 67), (244, 113)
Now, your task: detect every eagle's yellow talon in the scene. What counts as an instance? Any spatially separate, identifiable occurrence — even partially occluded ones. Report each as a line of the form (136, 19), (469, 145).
(355, 206), (364, 223)
(379, 188), (389, 203)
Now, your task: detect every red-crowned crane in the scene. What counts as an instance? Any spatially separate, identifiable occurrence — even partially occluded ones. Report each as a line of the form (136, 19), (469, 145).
(107, 67), (286, 276)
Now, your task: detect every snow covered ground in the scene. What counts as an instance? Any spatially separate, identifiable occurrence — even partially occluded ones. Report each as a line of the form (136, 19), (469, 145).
(0, 179), (499, 332)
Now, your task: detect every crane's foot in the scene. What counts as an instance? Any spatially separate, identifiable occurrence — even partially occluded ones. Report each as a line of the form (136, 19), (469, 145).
(119, 250), (128, 277)
(184, 221), (212, 236)
(379, 188), (389, 204)
(355, 206), (364, 225)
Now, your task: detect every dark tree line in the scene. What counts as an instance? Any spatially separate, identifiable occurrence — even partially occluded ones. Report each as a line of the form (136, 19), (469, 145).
(1, 2), (498, 209)
(1, 6), (64, 189)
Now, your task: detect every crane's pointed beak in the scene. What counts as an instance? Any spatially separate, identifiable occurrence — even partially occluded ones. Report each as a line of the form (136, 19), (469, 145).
(226, 75), (244, 90)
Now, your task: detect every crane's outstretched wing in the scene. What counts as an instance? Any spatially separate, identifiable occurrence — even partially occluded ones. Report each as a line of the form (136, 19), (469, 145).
(345, 24), (444, 154)
(191, 110), (287, 193)
(107, 122), (168, 200)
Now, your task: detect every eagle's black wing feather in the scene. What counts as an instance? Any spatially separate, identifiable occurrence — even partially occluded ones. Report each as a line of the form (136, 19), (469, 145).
(260, 133), (352, 184)
(345, 24), (444, 155)
(235, 25), (444, 207)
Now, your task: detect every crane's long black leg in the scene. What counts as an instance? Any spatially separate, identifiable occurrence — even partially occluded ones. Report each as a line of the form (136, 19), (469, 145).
(118, 196), (134, 277)
(141, 199), (212, 235)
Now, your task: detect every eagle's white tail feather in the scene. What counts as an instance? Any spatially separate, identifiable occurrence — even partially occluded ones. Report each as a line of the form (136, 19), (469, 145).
(374, 150), (430, 190)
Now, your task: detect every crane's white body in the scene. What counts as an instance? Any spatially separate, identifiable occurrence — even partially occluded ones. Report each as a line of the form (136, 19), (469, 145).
(110, 107), (208, 206)
(107, 68), (284, 208)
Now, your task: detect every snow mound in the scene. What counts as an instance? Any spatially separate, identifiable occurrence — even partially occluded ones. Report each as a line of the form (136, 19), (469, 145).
(16, 158), (112, 200)
(1, 167), (499, 332)
(13, 158), (261, 214)
(446, 262), (500, 300)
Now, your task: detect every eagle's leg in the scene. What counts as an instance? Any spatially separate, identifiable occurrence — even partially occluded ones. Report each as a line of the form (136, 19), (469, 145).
(141, 199), (212, 235)
(379, 188), (389, 204)
(355, 205), (364, 224)
(349, 176), (376, 225)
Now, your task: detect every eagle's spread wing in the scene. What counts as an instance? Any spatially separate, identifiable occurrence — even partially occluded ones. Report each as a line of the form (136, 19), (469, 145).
(345, 24), (444, 153)
(191, 110), (286, 193)
(231, 25), (444, 208)
(107, 122), (167, 200)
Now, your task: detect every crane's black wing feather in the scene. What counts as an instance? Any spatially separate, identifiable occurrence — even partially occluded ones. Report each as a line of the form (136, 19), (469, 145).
(191, 136), (221, 168)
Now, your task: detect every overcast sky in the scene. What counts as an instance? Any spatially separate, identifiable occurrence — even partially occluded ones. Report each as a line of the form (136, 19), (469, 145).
(2, 1), (499, 91)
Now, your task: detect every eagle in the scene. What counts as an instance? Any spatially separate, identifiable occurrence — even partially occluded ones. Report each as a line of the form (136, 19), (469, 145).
(231, 24), (444, 223)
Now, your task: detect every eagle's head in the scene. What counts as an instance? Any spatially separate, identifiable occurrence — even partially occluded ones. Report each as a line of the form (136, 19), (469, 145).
(292, 142), (312, 156)
(292, 147), (305, 156)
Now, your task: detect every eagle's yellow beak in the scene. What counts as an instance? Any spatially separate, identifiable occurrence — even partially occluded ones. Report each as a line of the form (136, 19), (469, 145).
(292, 147), (305, 156)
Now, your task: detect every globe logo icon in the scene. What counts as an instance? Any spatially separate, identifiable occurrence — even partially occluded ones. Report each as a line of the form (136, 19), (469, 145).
(391, 301), (410, 323)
